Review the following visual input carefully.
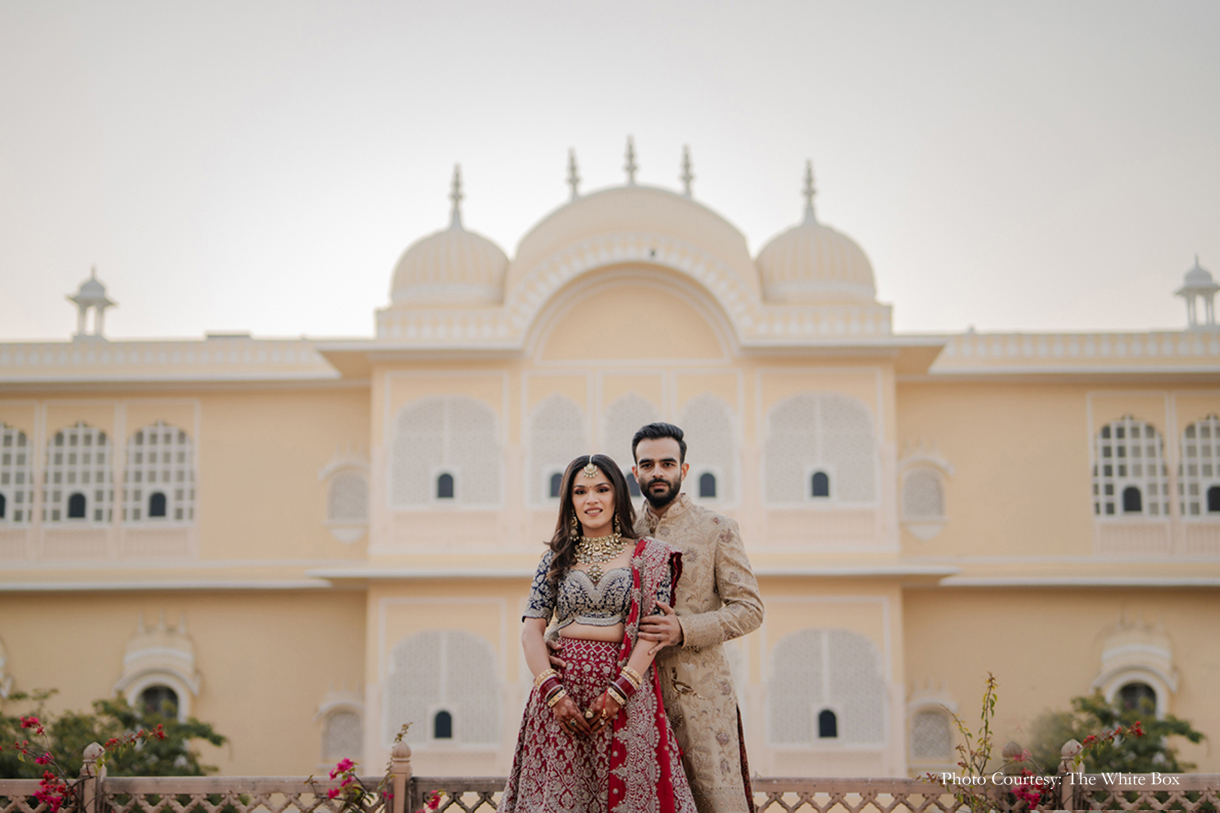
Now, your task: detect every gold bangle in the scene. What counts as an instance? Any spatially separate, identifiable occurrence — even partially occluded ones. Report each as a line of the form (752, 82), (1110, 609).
(546, 688), (567, 708)
(620, 666), (643, 688)
(534, 668), (558, 688)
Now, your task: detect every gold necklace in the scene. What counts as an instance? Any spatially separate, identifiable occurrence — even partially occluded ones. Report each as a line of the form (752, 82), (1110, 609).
(574, 531), (624, 585)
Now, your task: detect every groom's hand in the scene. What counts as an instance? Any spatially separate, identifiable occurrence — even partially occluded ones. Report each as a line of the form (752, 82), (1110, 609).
(638, 601), (683, 652)
(546, 638), (567, 669)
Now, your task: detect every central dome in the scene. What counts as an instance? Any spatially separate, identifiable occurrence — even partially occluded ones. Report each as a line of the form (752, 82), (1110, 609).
(756, 163), (876, 303)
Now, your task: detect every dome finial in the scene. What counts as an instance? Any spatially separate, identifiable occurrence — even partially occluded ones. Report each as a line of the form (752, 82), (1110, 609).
(448, 164), (464, 230)
(680, 145), (694, 198)
(567, 148), (581, 201)
(802, 160), (817, 224)
(624, 136), (638, 186)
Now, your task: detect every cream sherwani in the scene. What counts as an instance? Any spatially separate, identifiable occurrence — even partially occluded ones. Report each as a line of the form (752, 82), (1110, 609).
(638, 493), (764, 813)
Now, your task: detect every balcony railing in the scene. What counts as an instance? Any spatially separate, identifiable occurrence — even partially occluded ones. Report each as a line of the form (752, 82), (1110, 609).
(2, 742), (1218, 813)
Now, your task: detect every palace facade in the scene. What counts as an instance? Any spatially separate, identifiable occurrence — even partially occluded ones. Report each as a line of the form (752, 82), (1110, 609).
(2, 155), (1218, 777)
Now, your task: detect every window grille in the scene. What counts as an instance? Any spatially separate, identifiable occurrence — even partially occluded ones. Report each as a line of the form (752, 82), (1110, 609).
(1093, 416), (1168, 517)
(527, 395), (586, 504)
(604, 393), (660, 469)
(124, 421), (195, 522)
(902, 470), (944, 518)
(385, 630), (499, 746)
(322, 710), (363, 762)
(1179, 415), (1220, 517)
(391, 398), (500, 507)
(765, 394), (876, 504)
(680, 394), (736, 503)
(328, 471), (369, 522)
(43, 422), (112, 523)
(0, 423), (33, 524)
(768, 628), (885, 745)
(911, 709), (953, 760)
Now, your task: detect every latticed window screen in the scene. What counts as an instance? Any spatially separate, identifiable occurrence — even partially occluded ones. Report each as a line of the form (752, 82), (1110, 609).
(1093, 416), (1168, 517)
(385, 630), (499, 746)
(902, 470), (944, 518)
(322, 710), (363, 761)
(603, 393), (660, 475)
(124, 421), (195, 522)
(0, 423), (33, 524)
(528, 395), (587, 503)
(390, 397), (500, 506)
(1180, 415), (1220, 517)
(43, 422), (113, 523)
(768, 629), (886, 745)
(328, 471), (369, 522)
(681, 394), (736, 503)
(911, 709), (953, 760)
(765, 394), (877, 504)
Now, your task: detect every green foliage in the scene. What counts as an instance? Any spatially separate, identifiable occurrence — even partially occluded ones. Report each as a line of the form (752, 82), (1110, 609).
(1028, 691), (1204, 774)
(1, 689), (226, 778)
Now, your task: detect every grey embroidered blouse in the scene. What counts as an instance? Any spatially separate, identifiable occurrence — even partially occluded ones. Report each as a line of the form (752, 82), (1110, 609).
(523, 549), (673, 633)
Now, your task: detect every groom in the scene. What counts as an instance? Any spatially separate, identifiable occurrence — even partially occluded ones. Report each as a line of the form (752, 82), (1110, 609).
(633, 422), (763, 813)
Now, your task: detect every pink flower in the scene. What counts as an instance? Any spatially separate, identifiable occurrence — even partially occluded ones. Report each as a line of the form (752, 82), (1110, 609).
(335, 758), (355, 772)
(327, 789), (340, 800)
(34, 752), (53, 765)
(20, 716), (40, 729)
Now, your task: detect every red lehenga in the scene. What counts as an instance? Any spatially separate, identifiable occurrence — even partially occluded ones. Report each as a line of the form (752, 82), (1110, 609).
(501, 538), (697, 813)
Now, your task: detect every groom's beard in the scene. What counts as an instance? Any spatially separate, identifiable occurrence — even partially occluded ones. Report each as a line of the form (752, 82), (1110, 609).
(642, 472), (682, 509)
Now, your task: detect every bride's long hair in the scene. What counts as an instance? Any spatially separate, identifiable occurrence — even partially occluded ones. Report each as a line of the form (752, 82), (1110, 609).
(546, 454), (637, 587)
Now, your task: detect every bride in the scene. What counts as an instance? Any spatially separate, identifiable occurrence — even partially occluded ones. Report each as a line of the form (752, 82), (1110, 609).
(501, 454), (697, 813)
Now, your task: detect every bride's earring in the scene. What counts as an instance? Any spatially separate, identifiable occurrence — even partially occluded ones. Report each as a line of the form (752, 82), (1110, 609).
(613, 514), (622, 534)
(571, 512), (580, 538)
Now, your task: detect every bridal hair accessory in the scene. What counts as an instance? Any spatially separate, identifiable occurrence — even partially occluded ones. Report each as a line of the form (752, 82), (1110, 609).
(582, 457), (599, 478)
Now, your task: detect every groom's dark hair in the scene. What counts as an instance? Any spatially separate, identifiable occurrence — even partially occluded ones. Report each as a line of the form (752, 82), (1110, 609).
(631, 422), (687, 464)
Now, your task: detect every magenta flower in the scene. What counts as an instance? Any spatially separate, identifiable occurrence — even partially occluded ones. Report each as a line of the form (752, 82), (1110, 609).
(327, 788), (341, 800)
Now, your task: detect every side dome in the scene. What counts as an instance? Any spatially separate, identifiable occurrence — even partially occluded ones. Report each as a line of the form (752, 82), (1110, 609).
(389, 166), (509, 306)
(756, 163), (876, 303)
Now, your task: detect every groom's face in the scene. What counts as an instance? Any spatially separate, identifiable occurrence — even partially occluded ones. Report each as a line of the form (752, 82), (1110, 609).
(632, 437), (688, 509)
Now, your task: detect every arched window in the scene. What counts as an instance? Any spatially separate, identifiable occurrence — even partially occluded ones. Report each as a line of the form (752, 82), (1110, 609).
(124, 422), (195, 523)
(1122, 486), (1142, 513)
(44, 422), (112, 523)
(603, 393), (660, 470)
(321, 710), (363, 762)
(385, 630), (499, 747)
(818, 709), (838, 738)
(811, 471), (830, 498)
(681, 394), (737, 503)
(328, 471), (369, 522)
(910, 709), (954, 762)
(765, 394), (876, 504)
(1179, 415), (1220, 518)
(902, 470), (945, 519)
(528, 395), (587, 505)
(699, 472), (717, 499)
(1118, 682), (1157, 713)
(433, 710), (453, 739)
(0, 423), (33, 525)
(436, 472), (455, 500)
(67, 492), (87, 519)
(139, 685), (179, 717)
(768, 629), (886, 745)
(391, 397), (500, 507)
(1093, 417), (1167, 517)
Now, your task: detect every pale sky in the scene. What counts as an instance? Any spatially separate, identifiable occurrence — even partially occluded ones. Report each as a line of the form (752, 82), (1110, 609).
(1, 1), (1218, 342)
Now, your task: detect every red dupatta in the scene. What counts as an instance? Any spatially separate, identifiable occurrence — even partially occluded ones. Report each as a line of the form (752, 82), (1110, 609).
(606, 537), (693, 813)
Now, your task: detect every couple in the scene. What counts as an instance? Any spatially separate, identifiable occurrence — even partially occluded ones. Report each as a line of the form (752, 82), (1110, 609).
(501, 422), (764, 813)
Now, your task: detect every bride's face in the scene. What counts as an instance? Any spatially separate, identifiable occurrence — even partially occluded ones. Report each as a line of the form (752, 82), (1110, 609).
(571, 467), (616, 537)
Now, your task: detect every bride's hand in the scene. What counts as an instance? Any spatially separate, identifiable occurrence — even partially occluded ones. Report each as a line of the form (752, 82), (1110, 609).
(552, 695), (592, 737)
(587, 691), (621, 733)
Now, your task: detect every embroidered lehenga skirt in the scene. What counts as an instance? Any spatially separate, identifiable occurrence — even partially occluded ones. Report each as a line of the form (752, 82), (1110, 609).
(501, 638), (696, 813)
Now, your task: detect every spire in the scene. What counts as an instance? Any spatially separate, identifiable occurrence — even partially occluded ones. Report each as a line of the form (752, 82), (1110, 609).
(624, 136), (638, 186)
(802, 160), (817, 224)
(567, 148), (581, 201)
(448, 164), (464, 229)
(680, 145), (694, 198)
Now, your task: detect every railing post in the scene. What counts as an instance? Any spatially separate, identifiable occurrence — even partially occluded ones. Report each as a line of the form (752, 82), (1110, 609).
(1058, 738), (1082, 811)
(389, 741), (412, 813)
(78, 742), (106, 813)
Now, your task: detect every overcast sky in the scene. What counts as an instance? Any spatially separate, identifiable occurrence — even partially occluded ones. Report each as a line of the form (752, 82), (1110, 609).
(1, 1), (1218, 342)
